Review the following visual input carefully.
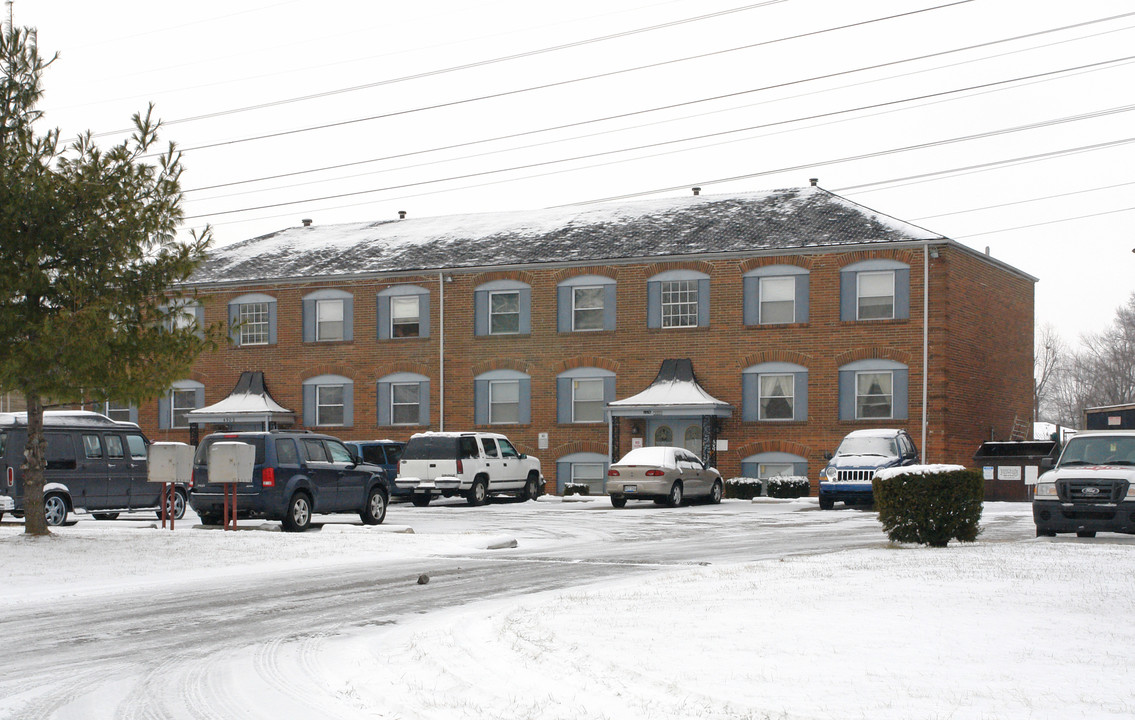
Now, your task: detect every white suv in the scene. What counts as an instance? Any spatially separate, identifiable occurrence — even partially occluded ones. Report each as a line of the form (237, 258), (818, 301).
(395, 432), (543, 506)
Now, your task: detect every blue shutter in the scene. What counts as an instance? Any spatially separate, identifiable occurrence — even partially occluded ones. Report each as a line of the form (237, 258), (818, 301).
(795, 274), (810, 323)
(158, 395), (170, 430)
(603, 376), (616, 407)
(342, 299), (354, 342)
(840, 272), (856, 321)
(474, 290), (489, 336)
(228, 304), (240, 344)
(742, 276), (759, 326)
(893, 369), (909, 420)
(419, 293), (431, 338)
(518, 288), (532, 335)
(894, 268), (910, 320)
(194, 387), (205, 411)
(742, 372), (759, 421)
(518, 378), (531, 424)
(557, 377), (572, 424)
(474, 379), (489, 424)
(647, 281), (661, 328)
(268, 302), (278, 344)
(128, 406), (139, 425)
(603, 284), (617, 331)
(556, 286), (572, 332)
(302, 300), (316, 342)
(376, 382), (391, 425)
(793, 371), (808, 422)
(419, 380), (431, 426)
(697, 278), (710, 327)
(556, 461), (571, 494)
(838, 370), (855, 420)
(303, 385), (316, 426)
(740, 461), (757, 478)
(194, 305), (205, 339)
(343, 383), (354, 426)
(377, 295), (391, 340)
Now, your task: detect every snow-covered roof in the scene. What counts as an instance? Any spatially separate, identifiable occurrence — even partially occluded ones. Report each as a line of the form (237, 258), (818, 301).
(188, 372), (294, 425)
(608, 359), (732, 418)
(190, 187), (944, 285)
(0, 411), (136, 428)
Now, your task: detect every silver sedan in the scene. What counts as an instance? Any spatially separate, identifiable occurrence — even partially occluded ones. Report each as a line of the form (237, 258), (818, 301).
(605, 446), (724, 508)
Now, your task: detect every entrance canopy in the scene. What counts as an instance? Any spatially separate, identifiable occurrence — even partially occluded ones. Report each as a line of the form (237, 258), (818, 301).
(187, 371), (294, 430)
(607, 359), (732, 418)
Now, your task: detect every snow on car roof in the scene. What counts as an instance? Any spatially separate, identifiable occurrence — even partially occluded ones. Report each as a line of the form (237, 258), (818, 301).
(613, 446), (679, 468)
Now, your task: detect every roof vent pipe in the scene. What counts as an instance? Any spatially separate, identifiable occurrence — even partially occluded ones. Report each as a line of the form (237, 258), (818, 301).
(398, 210), (407, 219)
(691, 187), (700, 196)
(301, 218), (312, 227)
(809, 178), (819, 186)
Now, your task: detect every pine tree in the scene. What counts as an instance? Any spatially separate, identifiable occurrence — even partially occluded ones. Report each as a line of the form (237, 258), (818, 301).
(0, 26), (221, 535)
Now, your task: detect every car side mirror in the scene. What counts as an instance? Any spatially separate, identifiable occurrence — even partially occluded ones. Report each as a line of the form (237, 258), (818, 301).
(519, 453), (527, 459)
(1041, 457), (1054, 469)
(823, 452), (833, 461)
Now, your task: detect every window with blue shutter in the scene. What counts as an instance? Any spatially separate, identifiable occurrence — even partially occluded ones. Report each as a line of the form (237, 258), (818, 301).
(302, 289), (354, 342)
(647, 270), (709, 329)
(376, 372), (431, 426)
(302, 375), (354, 427)
(742, 362), (808, 422)
(556, 275), (617, 332)
(377, 285), (430, 339)
(740, 452), (808, 480)
(158, 380), (204, 430)
(473, 280), (531, 336)
(228, 293), (277, 346)
(556, 452), (609, 494)
(839, 260), (910, 321)
(837, 359), (909, 420)
(556, 368), (616, 423)
(742, 266), (809, 325)
(474, 369), (531, 424)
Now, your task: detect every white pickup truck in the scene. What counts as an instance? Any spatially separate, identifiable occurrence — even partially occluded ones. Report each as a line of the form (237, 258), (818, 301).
(1033, 430), (1135, 537)
(395, 431), (543, 506)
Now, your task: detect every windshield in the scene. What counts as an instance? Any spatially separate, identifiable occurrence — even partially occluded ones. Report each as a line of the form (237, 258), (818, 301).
(402, 436), (460, 460)
(1059, 435), (1135, 466)
(835, 435), (898, 458)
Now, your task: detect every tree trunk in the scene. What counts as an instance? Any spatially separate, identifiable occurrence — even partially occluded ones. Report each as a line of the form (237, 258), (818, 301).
(22, 391), (49, 536)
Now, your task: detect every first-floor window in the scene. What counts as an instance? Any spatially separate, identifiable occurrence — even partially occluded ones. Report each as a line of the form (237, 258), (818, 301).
(572, 378), (605, 423)
(391, 296), (420, 338)
(316, 385), (345, 425)
(758, 463), (793, 479)
(661, 280), (698, 328)
(856, 371), (893, 419)
(489, 380), (520, 424)
(171, 390), (196, 429)
(572, 463), (606, 494)
(391, 383), (421, 425)
(759, 374), (794, 420)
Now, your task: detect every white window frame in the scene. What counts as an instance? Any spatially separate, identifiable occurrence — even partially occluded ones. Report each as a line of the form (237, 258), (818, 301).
(238, 302), (270, 346)
(316, 384), (346, 426)
(104, 401), (132, 423)
(572, 462), (606, 493)
(390, 295), (420, 338)
(855, 370), (894, 419)
(489, 290), (521, 335)
(759, 276), (795, 324)
(572, 286), (605, 332)
(660, 279), (698, 328)
(171, 390), (197, 429)
(390, 382), (421, 425)
(857, 270), (896, 320)
(758, 373), (795, 421)
(571, 378), (606, 423)
(758, 462), (794, 479)
(316, 299), (345, 341)
(489, 379), (520, 424)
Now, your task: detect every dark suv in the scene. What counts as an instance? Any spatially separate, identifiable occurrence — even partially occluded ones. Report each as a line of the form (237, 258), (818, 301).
(343, 440), (406, 499)
(189, 431), (388, 532)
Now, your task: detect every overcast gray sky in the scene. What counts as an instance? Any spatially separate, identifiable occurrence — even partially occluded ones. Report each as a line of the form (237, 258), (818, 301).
(16, 0), (1135, 345)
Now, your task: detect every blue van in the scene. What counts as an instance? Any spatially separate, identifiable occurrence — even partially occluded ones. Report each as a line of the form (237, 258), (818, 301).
(818, 429), (919, 510)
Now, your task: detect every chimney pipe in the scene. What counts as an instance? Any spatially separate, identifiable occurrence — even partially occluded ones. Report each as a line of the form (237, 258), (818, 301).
(809, 178), (819, 186)
(691, 187), (701, 196)
(398, 210), (407, 220)
(301, 218), (312, 227)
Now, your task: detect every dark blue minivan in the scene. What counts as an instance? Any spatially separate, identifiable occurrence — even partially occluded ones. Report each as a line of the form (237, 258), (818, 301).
(190, 431), (389, 531)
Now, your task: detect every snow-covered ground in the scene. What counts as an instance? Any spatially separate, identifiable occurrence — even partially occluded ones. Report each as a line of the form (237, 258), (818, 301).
(2, 498), (1133, 719)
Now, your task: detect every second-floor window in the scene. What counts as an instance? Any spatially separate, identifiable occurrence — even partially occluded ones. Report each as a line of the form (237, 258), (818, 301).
(317, 299), (344, 341)
(238, 302), (270, 345)
(489, 291), (520, 334)
(857, 271), (895, 320)
(661, 280), (698, 328)
(391, 296), (420, 338)
(303, 290), (353, 342)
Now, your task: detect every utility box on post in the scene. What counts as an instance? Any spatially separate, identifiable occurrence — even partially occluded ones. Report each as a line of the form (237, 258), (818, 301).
(148, 442), (193, 529)
(208, 441), (255, 530)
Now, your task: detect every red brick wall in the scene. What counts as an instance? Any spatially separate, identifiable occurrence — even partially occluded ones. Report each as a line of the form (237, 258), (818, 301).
(139, 244), (1034, 494)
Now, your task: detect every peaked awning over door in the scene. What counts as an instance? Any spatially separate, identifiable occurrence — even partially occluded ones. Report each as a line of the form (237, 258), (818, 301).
(607, 359), (733, 418)
(187, 371), (295, 427)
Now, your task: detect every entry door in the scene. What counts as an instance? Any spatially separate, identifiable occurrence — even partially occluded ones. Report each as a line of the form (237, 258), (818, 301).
(647, 419), (703, 459)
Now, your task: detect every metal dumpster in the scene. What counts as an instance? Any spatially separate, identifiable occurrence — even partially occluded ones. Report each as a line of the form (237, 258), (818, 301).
(972, 440), (1059, 502)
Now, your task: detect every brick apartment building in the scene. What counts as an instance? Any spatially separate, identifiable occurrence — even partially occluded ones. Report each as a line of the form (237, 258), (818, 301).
(134, 186), (1035, 494)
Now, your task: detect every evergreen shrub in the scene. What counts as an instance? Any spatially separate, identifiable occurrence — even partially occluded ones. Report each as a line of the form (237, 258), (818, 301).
(766, 476), (811, 499)
(873, 467), (983, 547)
(724, 478), (762, 500)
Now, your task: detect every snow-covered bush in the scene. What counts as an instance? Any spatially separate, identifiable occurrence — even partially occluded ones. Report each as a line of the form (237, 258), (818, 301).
(766, 476), (810, 499)
(563, 483), (590, 496)
(872, 465), (983, 547)
(724, 477), (763, 500)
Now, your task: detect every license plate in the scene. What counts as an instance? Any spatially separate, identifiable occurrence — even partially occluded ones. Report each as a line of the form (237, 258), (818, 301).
(625, 485), (637, 493)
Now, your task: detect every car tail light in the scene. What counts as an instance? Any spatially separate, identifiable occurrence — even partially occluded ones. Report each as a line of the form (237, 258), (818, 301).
(189, 469), (195, 489)
(457, 459), (463, 474)
(262, 467), (275, 488)
(607, 469), (620, 476)
(6, 466), (12, 487)
(645, 469), (665, 476)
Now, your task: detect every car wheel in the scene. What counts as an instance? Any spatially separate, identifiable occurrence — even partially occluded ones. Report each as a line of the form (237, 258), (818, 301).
(466, 477), (488, 506)
(411, 494), (431, 507)
(1076, 530), (1096, 538)
(666, 482), (683, 508)
(818, 497), (834, 510)
(198, 511), (222, 526)
(157, 489), (187, 520)
(282, 493), (312, 532)
(610, 496), (627, 508)
(44, 494), (68, 526)
(92, 512), (120, 521)
(522, 474), (541, 501)
(1035, 527), (1056, 537)
(709, 480), (723, 505)
(360, 487), (387, 525)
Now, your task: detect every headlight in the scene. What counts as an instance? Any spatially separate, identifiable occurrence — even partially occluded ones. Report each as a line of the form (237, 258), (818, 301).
(1034, 482), (1058, 498)
(824, 466), (838, 480)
